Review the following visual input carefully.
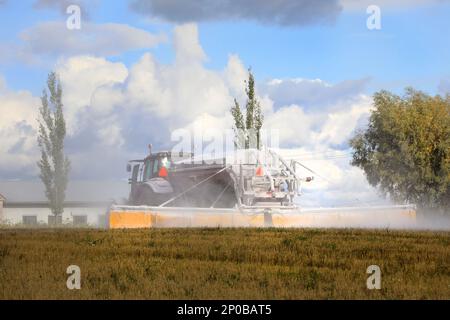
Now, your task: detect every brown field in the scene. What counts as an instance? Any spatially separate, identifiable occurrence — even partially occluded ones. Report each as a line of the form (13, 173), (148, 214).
(0, 228), (449, 299)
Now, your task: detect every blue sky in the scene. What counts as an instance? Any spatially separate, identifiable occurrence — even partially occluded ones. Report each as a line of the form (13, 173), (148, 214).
(1, 0), (449, 95)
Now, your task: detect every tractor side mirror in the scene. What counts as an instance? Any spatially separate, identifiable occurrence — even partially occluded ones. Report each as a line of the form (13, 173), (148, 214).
(126, 163), (131, 172)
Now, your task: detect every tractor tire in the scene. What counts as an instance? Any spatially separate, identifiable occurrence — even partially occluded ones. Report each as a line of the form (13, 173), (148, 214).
(136, 186), (161, 206)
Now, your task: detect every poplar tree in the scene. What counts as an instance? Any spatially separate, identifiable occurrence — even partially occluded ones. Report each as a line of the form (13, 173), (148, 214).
(231, 68), (264, 149)
(37, 72), (71, 217)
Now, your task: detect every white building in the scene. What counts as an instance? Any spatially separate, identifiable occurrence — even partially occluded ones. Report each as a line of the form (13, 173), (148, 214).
(0, 180), (128, 227)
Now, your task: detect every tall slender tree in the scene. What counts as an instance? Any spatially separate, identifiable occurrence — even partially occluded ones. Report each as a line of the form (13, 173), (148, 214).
(230, 98), (245, 148)
(254, 99), (264, 150)
(245, 70), (256, 133)
(231, 68), (264, 149)
(37, 72), (70, 218)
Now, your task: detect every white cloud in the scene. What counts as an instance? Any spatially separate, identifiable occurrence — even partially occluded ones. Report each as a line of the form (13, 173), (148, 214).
(276, 147), (388, 207)
(96, 116), (125, 147)
(18, 21), (166, 60)
(55, 55), (128, 134)
(315, 95), (372, 146)
(262, 93), (372, 148)
(223, 54), (248, 100)
(0, 87), (40, 178)
(264, 105), (314, 146)
(261, 77), (369, 109)
(173, 23), (207, 64)
(118, 24), (232, 123)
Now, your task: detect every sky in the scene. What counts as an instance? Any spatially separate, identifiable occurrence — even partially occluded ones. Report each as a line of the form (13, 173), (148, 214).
(0, 0), (449, 206)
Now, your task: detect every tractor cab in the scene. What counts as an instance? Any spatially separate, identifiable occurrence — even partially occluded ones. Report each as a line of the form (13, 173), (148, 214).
(126, 150), (197, 206)
(125, 152), (173, 205)
(127, 152), (174, 183)
(142, 152), (172, 181)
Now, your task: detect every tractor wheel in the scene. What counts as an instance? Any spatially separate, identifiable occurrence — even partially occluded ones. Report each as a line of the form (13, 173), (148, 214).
(136, 186), (161, 206)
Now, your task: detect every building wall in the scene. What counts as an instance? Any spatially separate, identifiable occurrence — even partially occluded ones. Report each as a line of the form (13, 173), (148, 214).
(2, 206), (108, 227)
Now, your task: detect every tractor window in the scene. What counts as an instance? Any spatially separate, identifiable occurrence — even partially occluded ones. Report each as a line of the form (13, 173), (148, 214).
(131, 164), (140, 182)
(153, 159), (159, 175)
(143, 156), (170, 180)
(161, 156), (171, 169)
(144, 160), (153, 181)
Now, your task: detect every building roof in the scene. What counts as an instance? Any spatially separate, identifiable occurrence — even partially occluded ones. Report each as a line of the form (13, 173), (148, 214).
(0, 193), (5, 201)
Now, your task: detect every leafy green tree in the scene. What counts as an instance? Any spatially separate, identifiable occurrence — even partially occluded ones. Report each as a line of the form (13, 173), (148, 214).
(350, 88), (450, 214)
(37, 72), (71, 218)
(231, 68), (264, 149)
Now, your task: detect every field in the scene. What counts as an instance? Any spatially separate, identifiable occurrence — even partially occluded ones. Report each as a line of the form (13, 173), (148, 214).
(0, 228), (449, 299)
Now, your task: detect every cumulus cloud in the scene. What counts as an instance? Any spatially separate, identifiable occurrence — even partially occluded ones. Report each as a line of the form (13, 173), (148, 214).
(55, 55), (129, 134)
(315, 96), (372, 145)
(276, 147), (387, 207)
(262, 96), (372, 149)
(19, 21), (166, 58)
(261, 78), (370, 110)
(0, 85), (40, 179)
(0, 21), (167, 65)
(129, 0), (343, 26)
(108, 24), (231, 121)
(35, 24), (236, 178)
(0, 23), (383, 206)
(223, 54), (247, 95)
(260, 77), (372, 149)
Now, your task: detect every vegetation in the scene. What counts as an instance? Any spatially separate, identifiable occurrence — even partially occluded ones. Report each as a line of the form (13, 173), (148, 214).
(350, 88), (450, 214)
(37, 72), (71, 217)
(230, 68), (264, 149)
(0, 228), (448, 299)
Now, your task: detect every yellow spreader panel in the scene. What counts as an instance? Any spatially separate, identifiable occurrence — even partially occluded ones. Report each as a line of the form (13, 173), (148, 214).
(108, 210), (262, 228)
(109, 211), (154, 229)
(108, 206), (416, 229)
